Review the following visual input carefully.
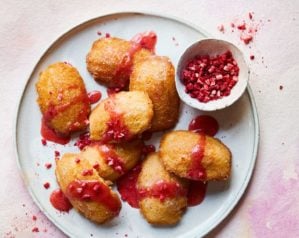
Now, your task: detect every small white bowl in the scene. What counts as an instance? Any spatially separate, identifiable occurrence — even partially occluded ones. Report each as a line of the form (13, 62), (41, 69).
(176, 39), (249, 111)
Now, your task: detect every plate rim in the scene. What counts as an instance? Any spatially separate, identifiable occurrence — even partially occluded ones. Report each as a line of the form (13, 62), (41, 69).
(14, 11), (260, 238)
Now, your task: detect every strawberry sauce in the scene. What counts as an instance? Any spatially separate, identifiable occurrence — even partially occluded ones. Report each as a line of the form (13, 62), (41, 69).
(110, 31), (157, 90)
(116, 164), (141, 208)
(187, 134), (207, 180)
(87, 91), (102, 104)
(50, 189), (72, 212)
(97, 144), (126, 175)
(74, 132), (92, 150)
(188, 115), (219, 136)
(187, 181), (207, 206)
(101, 97), (131, 143)
(131, 31), (157, 52)
(66, 180), (121, 215)
(43, 88), (90, 130)
(41, 85), (90, 143)
(41, 118), (70, 145)
(117, 164), (187, 208)
(138, 181), (187, 202)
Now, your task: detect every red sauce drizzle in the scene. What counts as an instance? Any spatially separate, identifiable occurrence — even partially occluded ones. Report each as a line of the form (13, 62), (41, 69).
(110, 31), (157, 90)
(188, 115), (219, 136)
(117, 164), (187, 208)
(41, 118), (70, 145)
(67, 95), (90, 133)
(187, 134), (207, 180)
(187, 181), (207, 206)
(41, 85), (90, 142)
(66, 180), (121, 215)
(131, 31), (157, 52)
(138, 181), (187, 202)
(43, 86), (88, 123)
(101, 97), (131, 143)
(50, 189), (72, 212)
(87, 91), (102, 104)
(97, 144), (126, 175)
(117, 164), (142, 208)
(74, 132), (92, 150)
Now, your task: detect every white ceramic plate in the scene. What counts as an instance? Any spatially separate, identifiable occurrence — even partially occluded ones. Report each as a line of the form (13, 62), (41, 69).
(15, 12), (259, 238)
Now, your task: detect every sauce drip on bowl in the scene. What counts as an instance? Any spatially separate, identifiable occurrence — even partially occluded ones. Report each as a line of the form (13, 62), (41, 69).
(187, 181), (207, 206)
(50, 189), (72, 212)
(117, 164), (142, 208)
(131, 31), (157, 52)
(189, 115), (219, 136)
(41, 118), (70, 145)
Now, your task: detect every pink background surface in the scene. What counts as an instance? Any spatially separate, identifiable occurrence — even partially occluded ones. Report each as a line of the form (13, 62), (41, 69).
(1, 0), (299, 237)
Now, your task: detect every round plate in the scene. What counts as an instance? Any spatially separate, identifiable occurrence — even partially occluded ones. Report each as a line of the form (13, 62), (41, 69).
(15, 12), (259, 238)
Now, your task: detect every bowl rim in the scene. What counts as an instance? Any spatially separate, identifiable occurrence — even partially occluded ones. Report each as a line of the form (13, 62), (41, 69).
(175, 38), (250, 111)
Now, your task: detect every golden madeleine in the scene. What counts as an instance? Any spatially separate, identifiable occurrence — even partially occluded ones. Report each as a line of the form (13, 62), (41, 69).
(55, 153), (121, 223)
(86, 37), (131, 87)
(137, 152), (188, 225)
(89, 91), (154, 143)
(81, 140), (143, 181)
(86, 37), (153, 88)
(36, 62), (90, 136)
(129, 55), (179, 131)
(160, 130), (232, 181)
